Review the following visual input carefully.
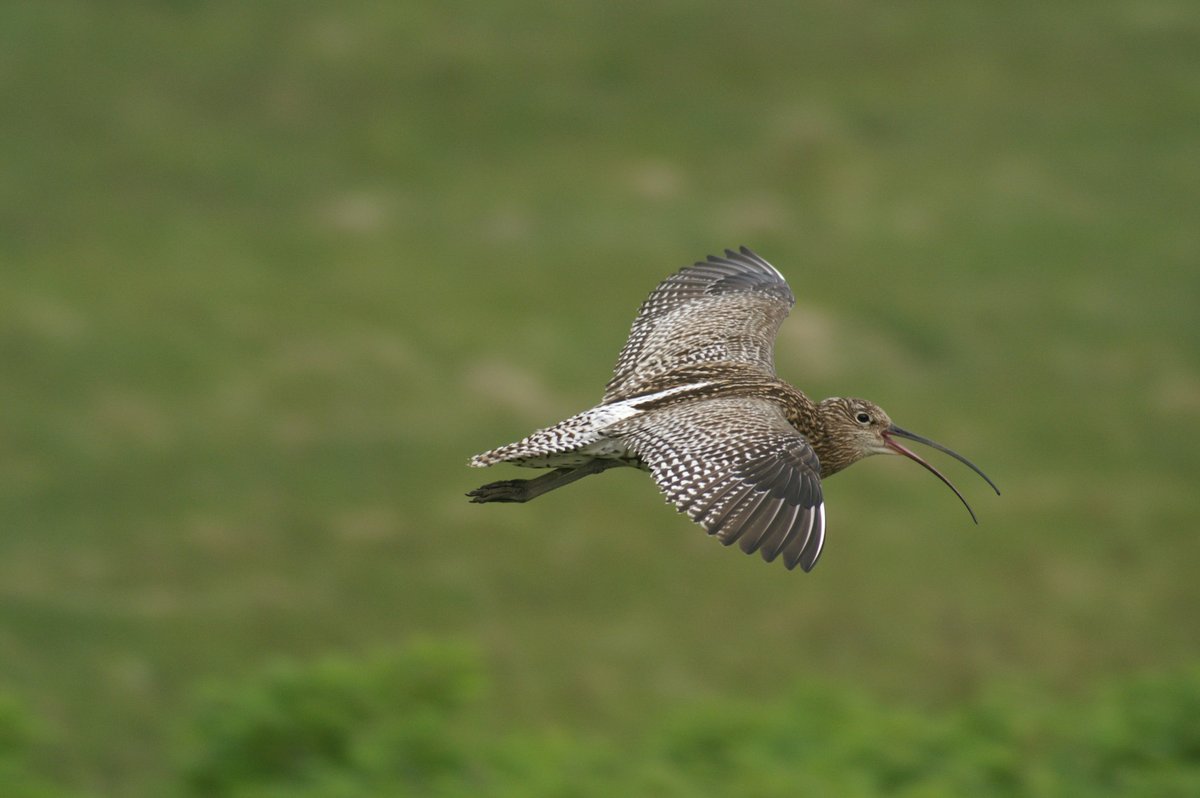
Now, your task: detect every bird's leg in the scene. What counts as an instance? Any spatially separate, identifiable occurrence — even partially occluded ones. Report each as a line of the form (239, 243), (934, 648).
(467, 459), (620, 503)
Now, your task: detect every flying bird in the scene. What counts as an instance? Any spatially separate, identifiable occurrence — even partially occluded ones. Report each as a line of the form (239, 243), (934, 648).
(467, 247), (998, 571)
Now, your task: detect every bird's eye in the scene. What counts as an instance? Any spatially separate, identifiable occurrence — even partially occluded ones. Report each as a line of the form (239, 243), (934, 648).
(855, 412), (871, 424)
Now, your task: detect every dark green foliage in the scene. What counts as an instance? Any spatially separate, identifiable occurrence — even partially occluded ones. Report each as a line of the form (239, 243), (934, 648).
(1056, 670), (1200, 797)
(181, 641), (484, 796)
(4, 645), (1200, 796)
(172, 644), (1200, 798)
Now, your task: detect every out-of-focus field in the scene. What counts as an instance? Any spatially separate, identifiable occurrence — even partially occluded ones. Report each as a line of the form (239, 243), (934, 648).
(1, 1), (1198, 794)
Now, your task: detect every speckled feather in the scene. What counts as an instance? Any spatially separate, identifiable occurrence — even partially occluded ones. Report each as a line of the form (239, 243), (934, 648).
(468, 247), (837, 570)
(609, 396), (826, 571)
(604, 247), (794, 402)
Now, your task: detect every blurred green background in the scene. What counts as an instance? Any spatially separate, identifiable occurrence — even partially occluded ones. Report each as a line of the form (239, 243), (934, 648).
(2, 1), (1199, 795)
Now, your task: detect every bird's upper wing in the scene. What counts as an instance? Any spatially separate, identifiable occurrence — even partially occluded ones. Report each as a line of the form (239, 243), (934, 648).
(603, 247), (795, 402)
(612, 395), (826, 571)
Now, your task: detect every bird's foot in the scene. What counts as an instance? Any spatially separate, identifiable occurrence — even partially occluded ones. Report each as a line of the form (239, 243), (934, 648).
(467, 479), (533, 503)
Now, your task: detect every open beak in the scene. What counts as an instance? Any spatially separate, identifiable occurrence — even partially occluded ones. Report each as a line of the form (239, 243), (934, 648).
(882, 425), (1000, 524)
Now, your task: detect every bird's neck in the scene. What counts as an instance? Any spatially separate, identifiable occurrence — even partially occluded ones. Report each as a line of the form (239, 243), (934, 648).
(775, 386), (844, 476)
(809, 399), (862, 477)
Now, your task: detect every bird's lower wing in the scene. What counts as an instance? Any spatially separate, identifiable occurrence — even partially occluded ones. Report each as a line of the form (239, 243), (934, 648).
(612, 396), (827, 571)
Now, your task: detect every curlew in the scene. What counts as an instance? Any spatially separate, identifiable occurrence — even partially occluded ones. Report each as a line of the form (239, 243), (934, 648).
(467, 247), (998, 571)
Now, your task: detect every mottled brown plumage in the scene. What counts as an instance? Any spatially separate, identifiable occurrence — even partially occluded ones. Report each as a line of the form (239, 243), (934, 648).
(468, 247), (998, 572)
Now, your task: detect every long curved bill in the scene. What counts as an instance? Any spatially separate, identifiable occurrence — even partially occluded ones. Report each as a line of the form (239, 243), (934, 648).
(883, 425), (1000, 524)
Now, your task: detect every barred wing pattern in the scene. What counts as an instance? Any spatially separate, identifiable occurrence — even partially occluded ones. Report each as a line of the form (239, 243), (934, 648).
(603, 247), (795, 402)
(614, 396), (827, 572)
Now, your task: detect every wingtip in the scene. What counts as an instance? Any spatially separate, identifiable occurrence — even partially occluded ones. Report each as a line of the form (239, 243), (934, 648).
(797, 504), (826, 572)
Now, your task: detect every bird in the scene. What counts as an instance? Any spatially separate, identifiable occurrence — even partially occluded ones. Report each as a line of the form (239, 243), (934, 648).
(467, 246), (998, 572)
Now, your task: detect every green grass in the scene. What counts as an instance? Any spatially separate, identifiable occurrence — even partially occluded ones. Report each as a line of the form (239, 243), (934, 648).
(1, 0), (1199, 794)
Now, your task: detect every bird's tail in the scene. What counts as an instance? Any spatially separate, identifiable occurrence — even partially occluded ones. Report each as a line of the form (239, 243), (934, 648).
(467, 411), (605, 469)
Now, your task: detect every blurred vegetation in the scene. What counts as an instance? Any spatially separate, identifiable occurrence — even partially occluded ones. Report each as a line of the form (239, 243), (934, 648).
(9, 641), (1200, 796)
(175, 644), (1200, 798)
(1, 0), (1198, 795)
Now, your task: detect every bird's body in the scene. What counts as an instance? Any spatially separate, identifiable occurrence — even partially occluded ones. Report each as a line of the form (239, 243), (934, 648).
(469, 247), (998, 571)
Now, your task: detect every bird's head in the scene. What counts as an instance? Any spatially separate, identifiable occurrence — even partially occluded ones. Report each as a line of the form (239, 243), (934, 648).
(816, 397), (1000, 522)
